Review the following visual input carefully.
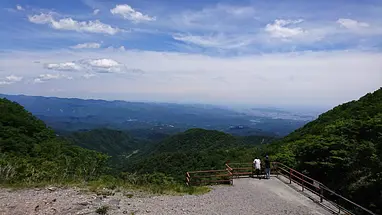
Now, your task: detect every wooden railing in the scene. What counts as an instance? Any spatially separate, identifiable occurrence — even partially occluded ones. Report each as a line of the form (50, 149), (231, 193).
(185, 161), (375, 215)
(226, 162), (253, 178)
(226, 162), (279, 178)
(186, 168), (233, 186)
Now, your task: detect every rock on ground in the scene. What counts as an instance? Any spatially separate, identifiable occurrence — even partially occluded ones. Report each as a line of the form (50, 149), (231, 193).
(0, 178), (333, 215)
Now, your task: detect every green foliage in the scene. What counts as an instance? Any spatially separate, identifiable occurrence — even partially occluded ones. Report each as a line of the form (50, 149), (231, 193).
(123, 129), (270, 181)
(267, 88), (382, 213)
(0, 98), (110, 185)
(63, 129), (141, 157)
(5, 87), (381, 215)
(96, 205), (109, 215)
(87, 172), (209, 195)
(0, 98), (210, 197)
(0, 98), (54, 155)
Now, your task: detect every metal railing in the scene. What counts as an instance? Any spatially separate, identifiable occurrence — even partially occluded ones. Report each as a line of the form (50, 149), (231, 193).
(185, 161), (376, 215)
(273, 162), (376, 215)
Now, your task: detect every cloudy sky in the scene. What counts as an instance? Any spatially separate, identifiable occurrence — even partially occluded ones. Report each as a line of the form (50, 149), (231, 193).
(0, 0), (381, 108)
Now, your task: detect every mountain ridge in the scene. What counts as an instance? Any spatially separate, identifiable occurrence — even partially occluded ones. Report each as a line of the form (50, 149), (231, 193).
(0, 93), (309, 136)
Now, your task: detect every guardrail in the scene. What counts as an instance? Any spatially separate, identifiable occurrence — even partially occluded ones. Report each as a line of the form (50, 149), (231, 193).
(186, 168), (233, 186)
(185, 161), (376, 215)
(226, 162), (279, 178)
(225, 162), (253, 178)
(273, 162), (376, 215)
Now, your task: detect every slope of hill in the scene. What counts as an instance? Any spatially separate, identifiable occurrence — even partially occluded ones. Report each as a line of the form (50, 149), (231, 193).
(123, 128), (274, 180)
(63, 129), (141, 157)
(270, 87), (382, 213)
(0, 98), (109, 184)
(0, 94), (309, 136)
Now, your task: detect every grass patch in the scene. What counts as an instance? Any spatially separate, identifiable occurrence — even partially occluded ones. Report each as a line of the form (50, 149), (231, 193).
(95, 205), (109, 215)
(0, 173), (211, 196)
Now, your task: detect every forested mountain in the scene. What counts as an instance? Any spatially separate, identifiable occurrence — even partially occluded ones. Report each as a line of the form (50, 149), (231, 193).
(0, 98), (108, 184)
(1, 88), (380, 213)
(269, 87), (382, 213)
(0, 94), (309, 136)
(63, 129), (140, 157)
(122, 88), (381, 213)
(122, 129), (274, 180)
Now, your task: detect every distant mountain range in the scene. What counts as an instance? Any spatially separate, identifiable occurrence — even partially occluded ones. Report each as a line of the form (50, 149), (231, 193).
(0, 94), (313, 136)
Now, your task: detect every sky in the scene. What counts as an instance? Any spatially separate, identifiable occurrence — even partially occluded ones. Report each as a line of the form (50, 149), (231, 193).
(0, 0), (381, 109)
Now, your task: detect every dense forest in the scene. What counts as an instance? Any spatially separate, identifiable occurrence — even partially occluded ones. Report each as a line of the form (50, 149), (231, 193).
(0, 98), (206, 194)
(0, 98), (109, 184)
(268, 88), (382, 213)
(1, 88), (381, 214)
(123, 88), (382, 213)
(122, 129), (273, 180)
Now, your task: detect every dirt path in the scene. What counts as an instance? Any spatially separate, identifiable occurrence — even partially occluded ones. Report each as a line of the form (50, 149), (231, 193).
(0, 178), (333, 215)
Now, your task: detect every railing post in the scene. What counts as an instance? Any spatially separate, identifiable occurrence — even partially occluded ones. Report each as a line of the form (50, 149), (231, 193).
(289, 169), (292, 184)
(337, 199), (341, 214)
(320, 186), (323, 203)
(186, 172), (188, 186)
(302, 175), (304, 191)
(276, 163), (279, 178)
(186, 172), (191, 186)
(251, 163), (254, 178)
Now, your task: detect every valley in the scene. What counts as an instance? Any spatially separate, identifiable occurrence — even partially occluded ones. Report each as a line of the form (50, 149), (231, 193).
(0, 94), (311, 136)
(0, 87), (381, 214)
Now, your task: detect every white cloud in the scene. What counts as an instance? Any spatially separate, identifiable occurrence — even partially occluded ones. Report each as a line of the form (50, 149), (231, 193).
(70, 42), (101, 49)
(82, 73), (96, 79)
(16, 5), (24, 11)
(0, 75), (23, 85)
(171, 4), (256, 32)
(265, 19), (305, 39)
(105, 46), (127, 51)
(28, 13), (120, 35)
(173, 34), (253, 49)
(28, 13), (53, 24)
(87, 58), (120, 67)
(80, 58), (126, 73)
(337, 18), (369, 30)
(93, 9), (100, 15)
(110, 4), (156, 23)
(45, 62), (82, 71)
(334, 18), (382, 36)
(5, 75), (23, 82)
(43, 58), (130, 74)
(1, 49), (381, 107)
(33, 73), (72, 83)
(119, 46), (126, 51)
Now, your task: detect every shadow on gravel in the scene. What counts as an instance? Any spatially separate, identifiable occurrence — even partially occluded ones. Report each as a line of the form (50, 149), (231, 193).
(275, 175), (337, 215)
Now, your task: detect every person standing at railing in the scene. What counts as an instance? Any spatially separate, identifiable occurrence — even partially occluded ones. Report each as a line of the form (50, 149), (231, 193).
(264, 155), (271, 179)
(253, 158), (261, 179)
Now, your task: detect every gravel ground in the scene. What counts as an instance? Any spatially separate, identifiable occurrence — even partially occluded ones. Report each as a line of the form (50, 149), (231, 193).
(0, 177), (333, 215)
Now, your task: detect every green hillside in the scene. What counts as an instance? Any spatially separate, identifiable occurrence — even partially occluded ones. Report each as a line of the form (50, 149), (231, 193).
(2, 88), (380, 212)
(270, 88), (382, 213)
(0, 98), (109, 184)
(64, 129), (140, 156)
(124, 128), (274, 180)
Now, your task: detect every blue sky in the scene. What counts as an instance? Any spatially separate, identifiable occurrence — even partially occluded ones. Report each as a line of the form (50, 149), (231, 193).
(0, 0), (381, 108)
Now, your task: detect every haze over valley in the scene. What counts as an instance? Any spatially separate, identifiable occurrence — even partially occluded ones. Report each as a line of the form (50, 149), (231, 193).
(1, 0), (381, 214)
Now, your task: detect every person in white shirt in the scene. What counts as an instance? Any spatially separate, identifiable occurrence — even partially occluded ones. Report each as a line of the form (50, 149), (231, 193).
(253, 158), (261, 179)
